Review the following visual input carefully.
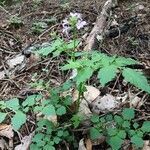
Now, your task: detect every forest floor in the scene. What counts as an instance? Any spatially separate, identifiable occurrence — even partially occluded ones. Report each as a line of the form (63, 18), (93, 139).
(0, 0), (150, 149)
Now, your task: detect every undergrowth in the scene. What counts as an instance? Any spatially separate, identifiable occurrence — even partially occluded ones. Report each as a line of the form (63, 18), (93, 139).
(0, 13), (150, 150)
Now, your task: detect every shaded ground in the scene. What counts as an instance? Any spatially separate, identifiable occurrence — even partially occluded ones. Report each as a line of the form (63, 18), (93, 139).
(0, 0), (150, 149)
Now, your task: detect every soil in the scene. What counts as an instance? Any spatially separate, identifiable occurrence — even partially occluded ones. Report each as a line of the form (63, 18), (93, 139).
(0, 0), (150, 149)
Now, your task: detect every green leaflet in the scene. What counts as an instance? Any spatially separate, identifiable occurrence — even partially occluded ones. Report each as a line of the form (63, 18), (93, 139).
(131, 135), (144, 148)
(141, 121), (150, 132)
(108, 135), (123, 150)
(76, 67), (94, 85)
(115, 57), (138, 67)
(11, 111), (26, 130)
(122, 68), (150, 93)
(61, 60), (82, 70)
(42, 105), (56, 116)
(37, 38), (63, 56)
(98, 65), (117, 86)
(122, 108), (135, 120)
(56, 106), (66, 116)
(5, 98), (19, 110)
(90, 127), (102, 140)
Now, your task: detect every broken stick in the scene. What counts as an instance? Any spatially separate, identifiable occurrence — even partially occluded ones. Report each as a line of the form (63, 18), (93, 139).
(84, 0), (118, 51)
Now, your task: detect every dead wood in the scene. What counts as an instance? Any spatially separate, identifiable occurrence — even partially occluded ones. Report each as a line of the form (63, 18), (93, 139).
(84, 0), (118, 51)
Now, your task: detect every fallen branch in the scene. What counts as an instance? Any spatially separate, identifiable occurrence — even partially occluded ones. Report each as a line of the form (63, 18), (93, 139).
(84, 0), (118, 51)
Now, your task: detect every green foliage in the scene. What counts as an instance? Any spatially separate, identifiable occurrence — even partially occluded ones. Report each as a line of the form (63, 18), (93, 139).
(122, 68), (150, 93)
(122, 108), (135, 120)
(90, 127), (102, 140)
(62, 51), (150, 93)
(0, 85), (150, 149)
(98, 65), (117, 86)
(0, 84), (76, 148)
(11, 111), (26, 130)
(89, 108), (150, 150)
(8, 16), (23, 28)
(141, 121), (150, 132)
(71, 114), (83, 128)
(31, 21), (48, 34)
(36, 38), (79, 57)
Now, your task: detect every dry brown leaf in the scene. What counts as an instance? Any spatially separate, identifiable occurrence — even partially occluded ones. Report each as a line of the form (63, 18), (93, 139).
(75, 86), (100, 120)
(0, 124), (14, 139)
(73, 85), (100, 102)
(14, 132), (35, 150)
(6, 54), (25, 69)
(84, 86), (100, 103)
(36, 112), (57, 124)
(0, 71), (5, 80)
(129, 94), (143, 108)
(45, 115), (57, 125)
(85, 138), (92, 150)
(78, 99), (92, 119)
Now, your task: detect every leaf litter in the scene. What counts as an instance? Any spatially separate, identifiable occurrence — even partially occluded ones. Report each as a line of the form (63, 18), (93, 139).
(0, 0), (150, 149)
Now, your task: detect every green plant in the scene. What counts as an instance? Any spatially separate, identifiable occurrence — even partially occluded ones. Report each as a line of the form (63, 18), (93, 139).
(90, 108), (150, 150)
(43, 17), (57, 25)
(62, 51), (150, 93)
(30, 79), (50, 90)
(8, 15), (23, 28)
(31, 21), (48, 34)
(36, 38), (79, 57)
(127, 37), (139, 46)
(0, 82), (76, 149)
(0, 82), (150, 149)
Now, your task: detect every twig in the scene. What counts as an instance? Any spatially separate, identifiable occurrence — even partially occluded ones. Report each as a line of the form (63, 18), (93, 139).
(133, 116), (150, 122)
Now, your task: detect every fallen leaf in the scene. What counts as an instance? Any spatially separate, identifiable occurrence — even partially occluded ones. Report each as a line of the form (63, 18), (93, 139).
(91, 94), (119, 113)
(44, 115), (57, 125)
(142, 140), (150, 150)
(73, 85), (100, 102)
(14, 132), (35, 150)
(73, 86), (100, 120)
(84, 86), (100, 103)
(0, 71), (5, 80)
(78, 138), (87, 150)
(0, 124), (14, 139)
(6, 54), (25, 69)
(36, 112), (57, 124)
(85, 138), (92, 150)
(0, 138), (9, 150)
(130, 94), (143, 108)
(78, 99), (92, 120)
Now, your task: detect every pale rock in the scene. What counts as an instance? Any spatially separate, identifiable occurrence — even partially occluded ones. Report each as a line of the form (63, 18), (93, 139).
(92, 94), (119, 113)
